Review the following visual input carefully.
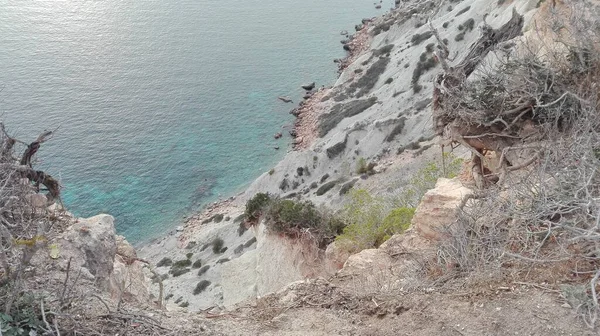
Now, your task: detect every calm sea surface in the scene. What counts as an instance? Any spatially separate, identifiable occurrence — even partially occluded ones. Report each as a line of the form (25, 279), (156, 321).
(0, 0), (385, 243)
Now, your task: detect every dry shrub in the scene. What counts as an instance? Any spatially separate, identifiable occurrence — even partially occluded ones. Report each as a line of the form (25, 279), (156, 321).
(435, 1), (600, 328)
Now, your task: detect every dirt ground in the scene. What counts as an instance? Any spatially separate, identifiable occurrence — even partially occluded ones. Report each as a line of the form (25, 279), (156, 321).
(160, 277), (595, 336)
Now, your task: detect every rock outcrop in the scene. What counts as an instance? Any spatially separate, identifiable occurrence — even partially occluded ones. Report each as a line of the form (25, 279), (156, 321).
(412, 178), (472, 240)
(221, 222), (334, 308)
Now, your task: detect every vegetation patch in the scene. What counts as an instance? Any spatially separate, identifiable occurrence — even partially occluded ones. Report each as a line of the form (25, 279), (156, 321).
(244, 192), (271, 222)
(373, 44), (394, 57)
(410, 31), (433, 45)
(171, 268), (191, 277)
(316, 180), (339, 196)
(326, 135), (348, 159)
(157, 257), (173, 267)
(197, 265), (210, 276)
(193, 280), (211, 295)
(412, 48), (438, 93)
(212, 237), (225, 254)
(384, 117), (406, 142)
(339, 179), (359, 195)
(238, 221), (248, 236)
(455, 6), (471, 16)
(172, 259), (192, 268)
(356, 158), (376, 175)
(192, 259), (203, 269)
(244, 237), (257, 248)
(347, 57), (390, 97)
(319, 97), (378, 136)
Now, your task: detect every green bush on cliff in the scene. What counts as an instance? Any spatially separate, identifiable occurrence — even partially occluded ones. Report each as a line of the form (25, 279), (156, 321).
(193, 280), (211, 295)
(244, 192), (272, 222)
(336, 155), (463, 252)
(336, 189), (410, 252)
(395, 153), (463, 208)
(212, 237), (225, 254)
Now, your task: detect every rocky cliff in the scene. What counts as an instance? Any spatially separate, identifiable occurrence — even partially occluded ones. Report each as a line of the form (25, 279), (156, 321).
(6, 0), (597, 334)
(138, 0), (552, 312)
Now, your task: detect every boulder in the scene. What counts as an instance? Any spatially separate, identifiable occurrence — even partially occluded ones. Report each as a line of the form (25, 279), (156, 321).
(412, 178), (473, 240)
(61, 215), (117, 289)
(274, 132), (282, 139)
(301, 82), (315, 91)
(115, 235), (137, 264)
(325, 241), (351, 270)
(339, 248), (392, 277)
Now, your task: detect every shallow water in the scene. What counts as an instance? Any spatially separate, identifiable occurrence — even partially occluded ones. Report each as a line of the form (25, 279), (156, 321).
(0, 0), (386, 243)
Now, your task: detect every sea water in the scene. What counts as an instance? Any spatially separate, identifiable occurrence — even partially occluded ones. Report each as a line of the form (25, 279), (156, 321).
(0, 0), (386, 243)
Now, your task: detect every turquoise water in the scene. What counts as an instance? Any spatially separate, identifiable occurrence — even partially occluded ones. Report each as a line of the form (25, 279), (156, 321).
(0, 0), (384, 243)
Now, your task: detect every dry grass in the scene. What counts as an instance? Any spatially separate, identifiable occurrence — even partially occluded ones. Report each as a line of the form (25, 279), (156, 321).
(432, 0), (600, 328)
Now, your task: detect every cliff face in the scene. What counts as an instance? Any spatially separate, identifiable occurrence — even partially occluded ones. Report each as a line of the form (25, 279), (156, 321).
(139, 0), (546, 312)
(29, 214), (150, 304)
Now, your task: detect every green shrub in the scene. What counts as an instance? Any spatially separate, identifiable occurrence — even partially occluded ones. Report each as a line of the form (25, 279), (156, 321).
(411, 31), (433, 45)
(356, 158), (376, 175)
(335, 189), (388, 252)
(373, 44), (394, 57)
(237, 221), (248, 236)
(319, 97), (378, 136)
(157, 257), (173, 267)
(172, 259), (192, 268)
(384, 77), (393, 84)
(356, 157), (368, 174)
(316, 180), (338, 196)
(339, 179), (358, 195)
(244, 193), (271, 222)
(244, 237), (257, 247)
(179, 301), (189, 308)
(0, 294), (46, 335)
(263, 198), (344, 247)
(455, 6), (471, 16)
(171, 268), (190, 277)
(377, 207), (415, 245)
(212, 237), (225, 254)
(394, 153), (464, 208)
(347, 57), (390, 97)
(197, 265), (210, 276)
(268, 168), (275, 175)
(337, 155), (464, 253)
(193, 280), (211, 295)
(213, 214), (224, 223)
(326, 136), (348, 159)
(192, 259), (202, 269)
(186, 252), (193, 259)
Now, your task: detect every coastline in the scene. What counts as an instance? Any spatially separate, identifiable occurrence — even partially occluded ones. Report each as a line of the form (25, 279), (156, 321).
(138, 14), (383, 249)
